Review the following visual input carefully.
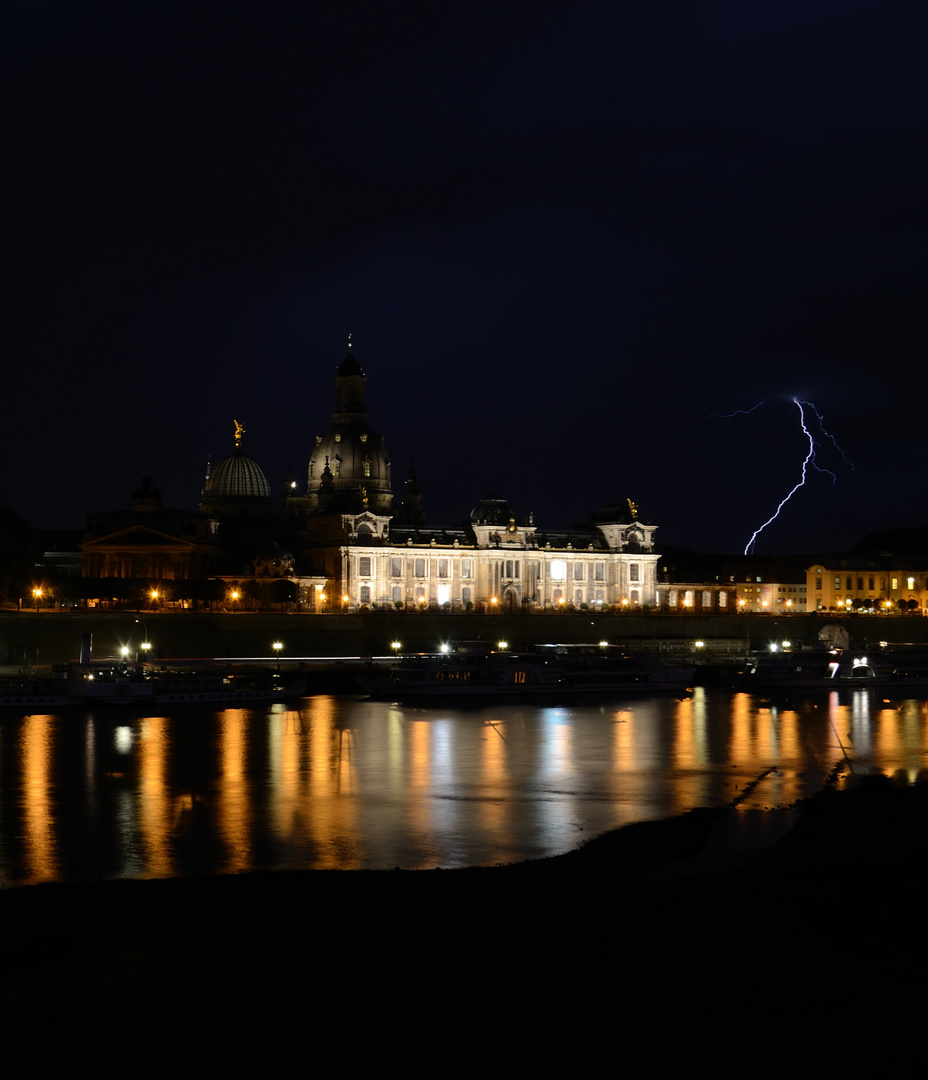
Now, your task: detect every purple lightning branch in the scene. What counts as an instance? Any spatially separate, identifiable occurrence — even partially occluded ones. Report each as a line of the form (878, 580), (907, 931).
(719, 397), (854, 555)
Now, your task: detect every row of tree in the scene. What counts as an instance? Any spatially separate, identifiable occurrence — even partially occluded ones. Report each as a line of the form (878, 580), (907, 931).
(22, 576), (301, 611)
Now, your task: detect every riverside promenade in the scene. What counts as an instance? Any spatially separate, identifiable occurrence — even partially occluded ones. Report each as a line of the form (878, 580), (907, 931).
(4, 609), (926, 666)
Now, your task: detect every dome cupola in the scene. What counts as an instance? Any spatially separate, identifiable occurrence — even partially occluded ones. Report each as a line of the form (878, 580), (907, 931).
(307, 343), (392, 516)
(200, 421), (273, 517)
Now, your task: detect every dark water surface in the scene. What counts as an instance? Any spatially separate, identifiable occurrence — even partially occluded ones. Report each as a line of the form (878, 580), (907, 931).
(2, 687), (928, 886)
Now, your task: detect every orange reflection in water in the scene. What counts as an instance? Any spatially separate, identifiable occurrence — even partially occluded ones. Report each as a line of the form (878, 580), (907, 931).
(268, 704), (304, 843)
(476, 714), (512, 842)
(832, 692), (928, 783)
(300, 695), (363, 868)
(217, 708), (252, 873)
(138, 716), (173, 878)
(20, 714), (57, 881)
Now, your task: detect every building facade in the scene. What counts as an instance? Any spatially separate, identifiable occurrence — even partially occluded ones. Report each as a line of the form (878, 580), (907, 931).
(807, 562), (928, 611)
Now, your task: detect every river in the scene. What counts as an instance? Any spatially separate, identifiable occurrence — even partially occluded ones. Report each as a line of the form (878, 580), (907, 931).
(2, 686), (928, 887)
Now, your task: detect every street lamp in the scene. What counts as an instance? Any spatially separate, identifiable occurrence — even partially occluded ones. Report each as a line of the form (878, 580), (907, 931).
(32, 587), (42, 612)
(272, 641), (283, 672)
(391, 640), (401, 657)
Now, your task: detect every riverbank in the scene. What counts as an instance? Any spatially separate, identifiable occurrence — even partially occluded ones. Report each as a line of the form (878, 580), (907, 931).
(4, 608), (926, 669)
(2, 773), (925, 1071)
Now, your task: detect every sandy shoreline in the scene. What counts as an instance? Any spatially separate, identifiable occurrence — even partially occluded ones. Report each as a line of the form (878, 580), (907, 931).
(3, 777), (926, 1070)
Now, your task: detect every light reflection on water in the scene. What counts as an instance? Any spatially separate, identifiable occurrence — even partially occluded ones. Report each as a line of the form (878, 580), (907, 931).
(2, 687), (928, 887)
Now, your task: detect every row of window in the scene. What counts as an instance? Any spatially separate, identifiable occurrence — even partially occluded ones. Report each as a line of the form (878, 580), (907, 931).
(667, 590), (729, 608)
(820, 575), (921, 592)
(355, 557), (638, 581)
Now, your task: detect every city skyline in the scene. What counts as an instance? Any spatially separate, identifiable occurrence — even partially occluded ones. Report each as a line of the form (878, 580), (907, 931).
(5, 2), (926, 553)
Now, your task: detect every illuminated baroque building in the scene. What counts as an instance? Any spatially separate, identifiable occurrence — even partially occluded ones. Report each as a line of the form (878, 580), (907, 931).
(282, 347), (661, 611)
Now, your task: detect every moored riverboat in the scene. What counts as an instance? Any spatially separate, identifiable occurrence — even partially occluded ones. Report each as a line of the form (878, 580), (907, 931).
(366, 642), (693, 702)
(733, 643), (928, 690)
(151, 670), (305, 705)
(0, 678), (75, 712)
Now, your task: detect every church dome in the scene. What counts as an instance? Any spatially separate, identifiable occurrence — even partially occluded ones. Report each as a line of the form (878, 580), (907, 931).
(200, 424), (274, 517)
(306, 346), (393, 516)
(204, 447), (272, 500)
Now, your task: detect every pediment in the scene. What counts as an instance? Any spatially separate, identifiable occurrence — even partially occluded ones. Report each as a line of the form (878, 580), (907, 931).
(82, 524), (197, 549)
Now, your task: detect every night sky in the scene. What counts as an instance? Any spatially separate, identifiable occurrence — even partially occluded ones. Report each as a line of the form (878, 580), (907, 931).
(5, 1), (926, 555)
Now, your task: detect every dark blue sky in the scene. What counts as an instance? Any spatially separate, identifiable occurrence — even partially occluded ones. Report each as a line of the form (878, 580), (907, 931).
(4, 0), (926, 554)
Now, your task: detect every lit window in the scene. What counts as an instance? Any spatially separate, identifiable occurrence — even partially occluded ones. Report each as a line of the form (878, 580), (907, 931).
(437, 584), (450, 605)
(908, 577), (916, 591)
(550, 560), (566, 581)
(461, 559), (472, 579)
(358, 557), (371, 577)
(438, 559), (449, 579)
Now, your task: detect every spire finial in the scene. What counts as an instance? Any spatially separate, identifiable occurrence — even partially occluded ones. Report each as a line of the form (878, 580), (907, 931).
(234, 420), (245, 447)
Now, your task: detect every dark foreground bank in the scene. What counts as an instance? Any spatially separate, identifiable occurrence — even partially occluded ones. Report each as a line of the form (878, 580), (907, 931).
(3, 775), (927, 1073)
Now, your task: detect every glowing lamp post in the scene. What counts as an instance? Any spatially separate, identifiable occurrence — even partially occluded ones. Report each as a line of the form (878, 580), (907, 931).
(32, 587), (42, 612)
(391, 640), (401, 657)
(272, 641), (283, 672)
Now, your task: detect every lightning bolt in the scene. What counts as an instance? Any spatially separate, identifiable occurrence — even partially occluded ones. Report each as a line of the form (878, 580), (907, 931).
(711, 401), (766, 419)
(718, 397), (854, 555)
